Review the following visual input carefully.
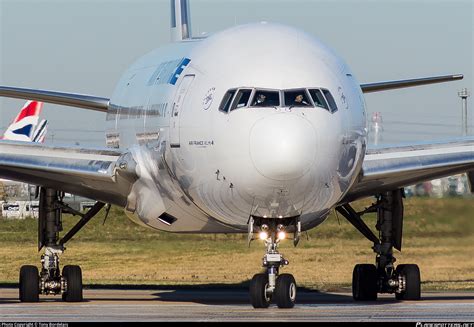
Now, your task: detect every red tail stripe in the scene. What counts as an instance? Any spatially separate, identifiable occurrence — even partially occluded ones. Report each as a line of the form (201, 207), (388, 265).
(15, 101), (43, 122)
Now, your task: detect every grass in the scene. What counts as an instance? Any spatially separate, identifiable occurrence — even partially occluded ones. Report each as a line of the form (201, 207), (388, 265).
(0, 197), (473, 291)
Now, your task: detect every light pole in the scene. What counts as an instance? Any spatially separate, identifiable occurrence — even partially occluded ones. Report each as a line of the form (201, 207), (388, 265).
(370, 112), (383, 146)
(458, 88), (470, 136)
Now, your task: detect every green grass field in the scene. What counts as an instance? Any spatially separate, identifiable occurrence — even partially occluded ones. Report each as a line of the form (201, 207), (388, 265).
(0, 197), (473, 291)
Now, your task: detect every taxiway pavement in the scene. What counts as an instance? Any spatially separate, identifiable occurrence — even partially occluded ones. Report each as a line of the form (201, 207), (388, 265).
(0, 288), (473, 322)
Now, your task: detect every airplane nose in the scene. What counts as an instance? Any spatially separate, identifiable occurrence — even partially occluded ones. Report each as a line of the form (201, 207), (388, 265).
(249, 114), (317, 181)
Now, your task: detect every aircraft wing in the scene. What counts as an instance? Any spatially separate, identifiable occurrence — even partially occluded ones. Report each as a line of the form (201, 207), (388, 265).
(0, 86), (109, 112)
(0, 141), (136, 206)
(341, 139), (474, 203)
(360, 74), (463, 93)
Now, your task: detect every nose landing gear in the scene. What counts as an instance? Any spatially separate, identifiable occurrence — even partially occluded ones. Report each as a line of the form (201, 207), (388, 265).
(249, 218), (298, 309)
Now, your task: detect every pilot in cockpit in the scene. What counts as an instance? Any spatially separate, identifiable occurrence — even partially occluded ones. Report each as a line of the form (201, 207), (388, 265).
(254, 93), (267, 106)
(293, 94), (310, 106)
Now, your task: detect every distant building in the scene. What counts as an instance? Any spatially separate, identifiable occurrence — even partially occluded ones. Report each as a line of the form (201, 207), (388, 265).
(1, 201), (39, 219)
(404, 174), (471, 198)
(0, 179), (95, 219)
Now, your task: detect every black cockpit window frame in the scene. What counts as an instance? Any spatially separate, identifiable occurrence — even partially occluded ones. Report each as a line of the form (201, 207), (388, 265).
(250, 89), (281, 108)
(219, 87), (339, 113)
(230, 88), (253, 111)
(308, 89), (329, 110)
(283, 89), (313, 108)
(219, 89), (236, 113)
(321, 89), (338, 113)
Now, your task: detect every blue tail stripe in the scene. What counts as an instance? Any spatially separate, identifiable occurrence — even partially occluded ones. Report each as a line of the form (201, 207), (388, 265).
(12, 125), (33, 137)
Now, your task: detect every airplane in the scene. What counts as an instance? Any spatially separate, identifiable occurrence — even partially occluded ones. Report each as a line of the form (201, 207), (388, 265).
(0, 100), (47, 218)
(0, 0), (472, 308)
(2, 100), (48, 143)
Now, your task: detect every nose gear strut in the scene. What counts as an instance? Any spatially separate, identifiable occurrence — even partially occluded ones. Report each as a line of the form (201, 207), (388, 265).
(248, 217), (298, 309)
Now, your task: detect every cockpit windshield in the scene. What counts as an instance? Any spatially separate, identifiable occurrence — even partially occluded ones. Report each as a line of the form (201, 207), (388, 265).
(219, 87), (338, 113)
(251, 90), (280, 107)
(321, 89), (338, 113)
(284, 89), (312, 107)
(308, 89), (329, 110)
(219, 89), (236, 112)
(230, 89), (252, 111)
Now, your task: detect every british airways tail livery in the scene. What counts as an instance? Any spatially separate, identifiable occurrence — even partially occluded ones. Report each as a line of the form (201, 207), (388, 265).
(0, 0), (472, 307)
(2, 100), (48, 143)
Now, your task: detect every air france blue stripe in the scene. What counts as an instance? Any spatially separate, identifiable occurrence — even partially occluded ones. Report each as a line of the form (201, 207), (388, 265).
(168, 57), (191, 85)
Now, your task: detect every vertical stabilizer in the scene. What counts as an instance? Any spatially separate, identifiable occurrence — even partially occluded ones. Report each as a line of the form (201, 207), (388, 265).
(170, 0), (192, 42)
(2, 101), (45, 142)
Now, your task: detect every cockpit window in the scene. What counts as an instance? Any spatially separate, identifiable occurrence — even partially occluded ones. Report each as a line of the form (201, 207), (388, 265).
(230, 89), (252, 111)
(219, 89), (236, 113)
(308, 89), (329, 110)
(251, 90), (280, 107)
(284, 89), (312, 107)
(220, 87), (338, 113)
(322, 89), (338, 113)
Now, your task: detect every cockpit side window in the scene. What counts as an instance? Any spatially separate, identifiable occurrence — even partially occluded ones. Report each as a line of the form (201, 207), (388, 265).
(250, 90), (280, 107)
(322, 89), (338, 113)
(284, 89), (312, 107)
(308, 89), (329, 110)
(219, 89), (236, 113)
(230, 89), (252, 111)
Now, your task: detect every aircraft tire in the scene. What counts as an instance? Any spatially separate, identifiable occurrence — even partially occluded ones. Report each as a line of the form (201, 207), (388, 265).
(274, 273), (296, 308)
(19, 265), (40, 302)
(62, 265), (83, 302)
(352, 264), (378, 301)
(250, 273), (270, 308)
(395, 264), (421, 300)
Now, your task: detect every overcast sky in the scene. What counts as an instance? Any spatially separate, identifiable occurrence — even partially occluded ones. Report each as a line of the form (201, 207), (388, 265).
(1, 0), (473, 146)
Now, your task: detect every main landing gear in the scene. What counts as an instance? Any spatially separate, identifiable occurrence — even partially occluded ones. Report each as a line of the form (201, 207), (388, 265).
(19, 188), (106, 302)
(248, 217), (300, 309)
(336, 189), (421, 301)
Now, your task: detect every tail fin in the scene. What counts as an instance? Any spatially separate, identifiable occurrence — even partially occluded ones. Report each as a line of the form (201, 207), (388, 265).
(2, 100), (47, 142)
(32, 119), (48, 143)
(170, 0), (192, 42)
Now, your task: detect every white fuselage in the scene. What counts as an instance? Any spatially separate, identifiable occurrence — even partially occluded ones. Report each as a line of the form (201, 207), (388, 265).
(106, 23), (367, 233)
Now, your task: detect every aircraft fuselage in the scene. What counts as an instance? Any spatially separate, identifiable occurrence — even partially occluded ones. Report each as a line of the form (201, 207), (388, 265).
(106, 23), (367, 233)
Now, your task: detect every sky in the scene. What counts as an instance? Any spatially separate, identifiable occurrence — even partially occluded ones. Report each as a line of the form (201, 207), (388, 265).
(0, 0), (473, 146)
